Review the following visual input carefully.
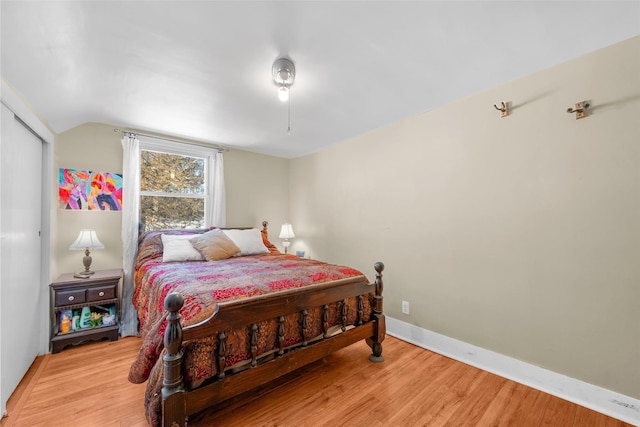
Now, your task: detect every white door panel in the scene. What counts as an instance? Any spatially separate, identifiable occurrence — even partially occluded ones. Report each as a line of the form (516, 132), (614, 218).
(1, 103), (43, 415)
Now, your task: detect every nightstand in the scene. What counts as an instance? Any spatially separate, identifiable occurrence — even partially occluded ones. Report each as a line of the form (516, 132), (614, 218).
(50, 269), (122, 353)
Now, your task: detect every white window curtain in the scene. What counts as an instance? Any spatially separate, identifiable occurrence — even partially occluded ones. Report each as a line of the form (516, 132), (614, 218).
(206, 150), (226, 227)
(120, 134), (140, 337)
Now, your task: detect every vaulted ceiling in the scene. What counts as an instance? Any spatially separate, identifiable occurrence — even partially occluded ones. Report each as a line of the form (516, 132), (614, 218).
(2, 1), (638, 158)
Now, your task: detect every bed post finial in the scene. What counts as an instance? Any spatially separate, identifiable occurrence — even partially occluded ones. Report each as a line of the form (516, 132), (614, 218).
(367, 262), (385, 363)
(162, 292), (187, 427)
(262, 220), (268, 230)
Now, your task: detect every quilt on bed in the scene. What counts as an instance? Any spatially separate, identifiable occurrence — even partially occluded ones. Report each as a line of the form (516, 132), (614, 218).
(128, 229), (373, 425)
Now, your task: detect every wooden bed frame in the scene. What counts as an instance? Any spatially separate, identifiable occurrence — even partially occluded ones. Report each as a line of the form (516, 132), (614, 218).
(159, 234), (386, 426)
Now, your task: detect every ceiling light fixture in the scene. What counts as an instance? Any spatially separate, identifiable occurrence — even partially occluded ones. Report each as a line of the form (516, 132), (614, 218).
(277, 86), (290, 102)
(272, 57), (295, 133)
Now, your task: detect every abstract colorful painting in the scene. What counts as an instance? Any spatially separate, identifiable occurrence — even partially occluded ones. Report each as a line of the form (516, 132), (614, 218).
(59, 168), (123, 211)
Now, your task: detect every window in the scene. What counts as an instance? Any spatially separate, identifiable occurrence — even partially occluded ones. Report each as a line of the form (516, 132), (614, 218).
(139, 139), (214, 232)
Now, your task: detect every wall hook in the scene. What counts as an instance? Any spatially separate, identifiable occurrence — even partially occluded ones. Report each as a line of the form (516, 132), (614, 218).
(493, 101), (509, 118)
(567, 101), (590, 119)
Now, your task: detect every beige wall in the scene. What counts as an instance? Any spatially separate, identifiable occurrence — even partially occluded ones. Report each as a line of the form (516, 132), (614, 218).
(54, 123), (123, 277)
(54, 123), (289, 278)
(289, 37), (640, 398)
(224, 148), (289, 231)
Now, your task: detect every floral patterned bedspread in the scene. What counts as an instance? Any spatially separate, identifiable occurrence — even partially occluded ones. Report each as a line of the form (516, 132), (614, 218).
(127, 229), (372, 426)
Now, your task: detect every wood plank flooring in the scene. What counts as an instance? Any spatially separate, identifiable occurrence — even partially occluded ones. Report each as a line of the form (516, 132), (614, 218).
(0, 336), (631, 427)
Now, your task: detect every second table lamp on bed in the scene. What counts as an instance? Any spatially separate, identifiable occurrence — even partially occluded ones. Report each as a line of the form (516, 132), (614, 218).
(278, 223), (295, 254)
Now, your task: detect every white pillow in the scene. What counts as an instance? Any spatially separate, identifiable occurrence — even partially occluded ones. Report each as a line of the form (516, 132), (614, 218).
(222, 228), (269, 256)
(161, 234), (205, 262)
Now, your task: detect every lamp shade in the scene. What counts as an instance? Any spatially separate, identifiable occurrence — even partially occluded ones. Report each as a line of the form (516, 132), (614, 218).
(69, 229), (105, 250)
(278, 223), (295, 240)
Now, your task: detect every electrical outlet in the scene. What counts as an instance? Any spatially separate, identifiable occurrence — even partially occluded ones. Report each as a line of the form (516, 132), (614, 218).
(402, 300), (410, 315)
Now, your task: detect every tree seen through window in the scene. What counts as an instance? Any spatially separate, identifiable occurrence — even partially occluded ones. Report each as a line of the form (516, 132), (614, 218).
(140, 150), (206, 232)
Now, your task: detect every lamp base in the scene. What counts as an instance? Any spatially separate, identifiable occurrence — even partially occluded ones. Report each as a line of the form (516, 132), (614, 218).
(73, 272), (92, 279)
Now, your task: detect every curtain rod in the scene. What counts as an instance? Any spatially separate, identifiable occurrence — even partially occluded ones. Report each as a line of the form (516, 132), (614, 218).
(113, 128), (229, 153)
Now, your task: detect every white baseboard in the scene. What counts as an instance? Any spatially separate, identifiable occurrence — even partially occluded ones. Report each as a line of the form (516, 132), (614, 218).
(386, 317), (640, 426)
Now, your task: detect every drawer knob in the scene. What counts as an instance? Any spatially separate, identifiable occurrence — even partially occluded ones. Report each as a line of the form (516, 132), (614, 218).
(99, 291), (105, 297)
(68, 295), (75, 302)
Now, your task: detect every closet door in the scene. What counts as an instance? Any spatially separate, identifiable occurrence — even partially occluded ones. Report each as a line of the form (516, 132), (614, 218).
(0, 103), (43, 415)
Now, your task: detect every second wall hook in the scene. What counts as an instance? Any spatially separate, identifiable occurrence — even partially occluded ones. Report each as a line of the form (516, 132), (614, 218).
(493, 101), (509, 118)
(567, 101), (590, 119)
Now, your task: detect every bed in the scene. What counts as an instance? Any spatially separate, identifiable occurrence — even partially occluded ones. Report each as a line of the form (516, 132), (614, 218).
(128, 221), (385, 427)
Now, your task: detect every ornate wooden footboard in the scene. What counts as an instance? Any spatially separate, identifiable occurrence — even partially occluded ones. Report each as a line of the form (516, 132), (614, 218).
(161, 262), (385, 427)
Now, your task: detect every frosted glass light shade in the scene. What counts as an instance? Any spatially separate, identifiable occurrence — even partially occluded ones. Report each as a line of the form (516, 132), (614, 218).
(278, 86), (289, 102)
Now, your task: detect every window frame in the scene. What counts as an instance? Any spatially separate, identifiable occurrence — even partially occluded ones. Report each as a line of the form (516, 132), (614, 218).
(139, 138), (216, 229)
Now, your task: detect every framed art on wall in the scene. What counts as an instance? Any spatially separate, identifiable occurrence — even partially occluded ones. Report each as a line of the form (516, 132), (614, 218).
(58, 168), (123, 210)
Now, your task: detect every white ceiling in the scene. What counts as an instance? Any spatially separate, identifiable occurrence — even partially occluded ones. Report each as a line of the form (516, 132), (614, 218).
(2, 1), (639, 158)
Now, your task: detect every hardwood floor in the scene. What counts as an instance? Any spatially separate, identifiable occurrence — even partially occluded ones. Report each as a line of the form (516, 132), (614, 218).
(0, 336), (631, 427)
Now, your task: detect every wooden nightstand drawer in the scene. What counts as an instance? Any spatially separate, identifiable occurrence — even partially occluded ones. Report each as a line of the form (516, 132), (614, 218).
(87, 285), (116, 302)
(56, 289), (86, 306)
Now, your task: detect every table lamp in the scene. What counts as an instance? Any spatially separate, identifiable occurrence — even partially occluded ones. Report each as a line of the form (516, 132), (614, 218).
(278, 223), (295, 254)
(69, 229), (104, 278)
